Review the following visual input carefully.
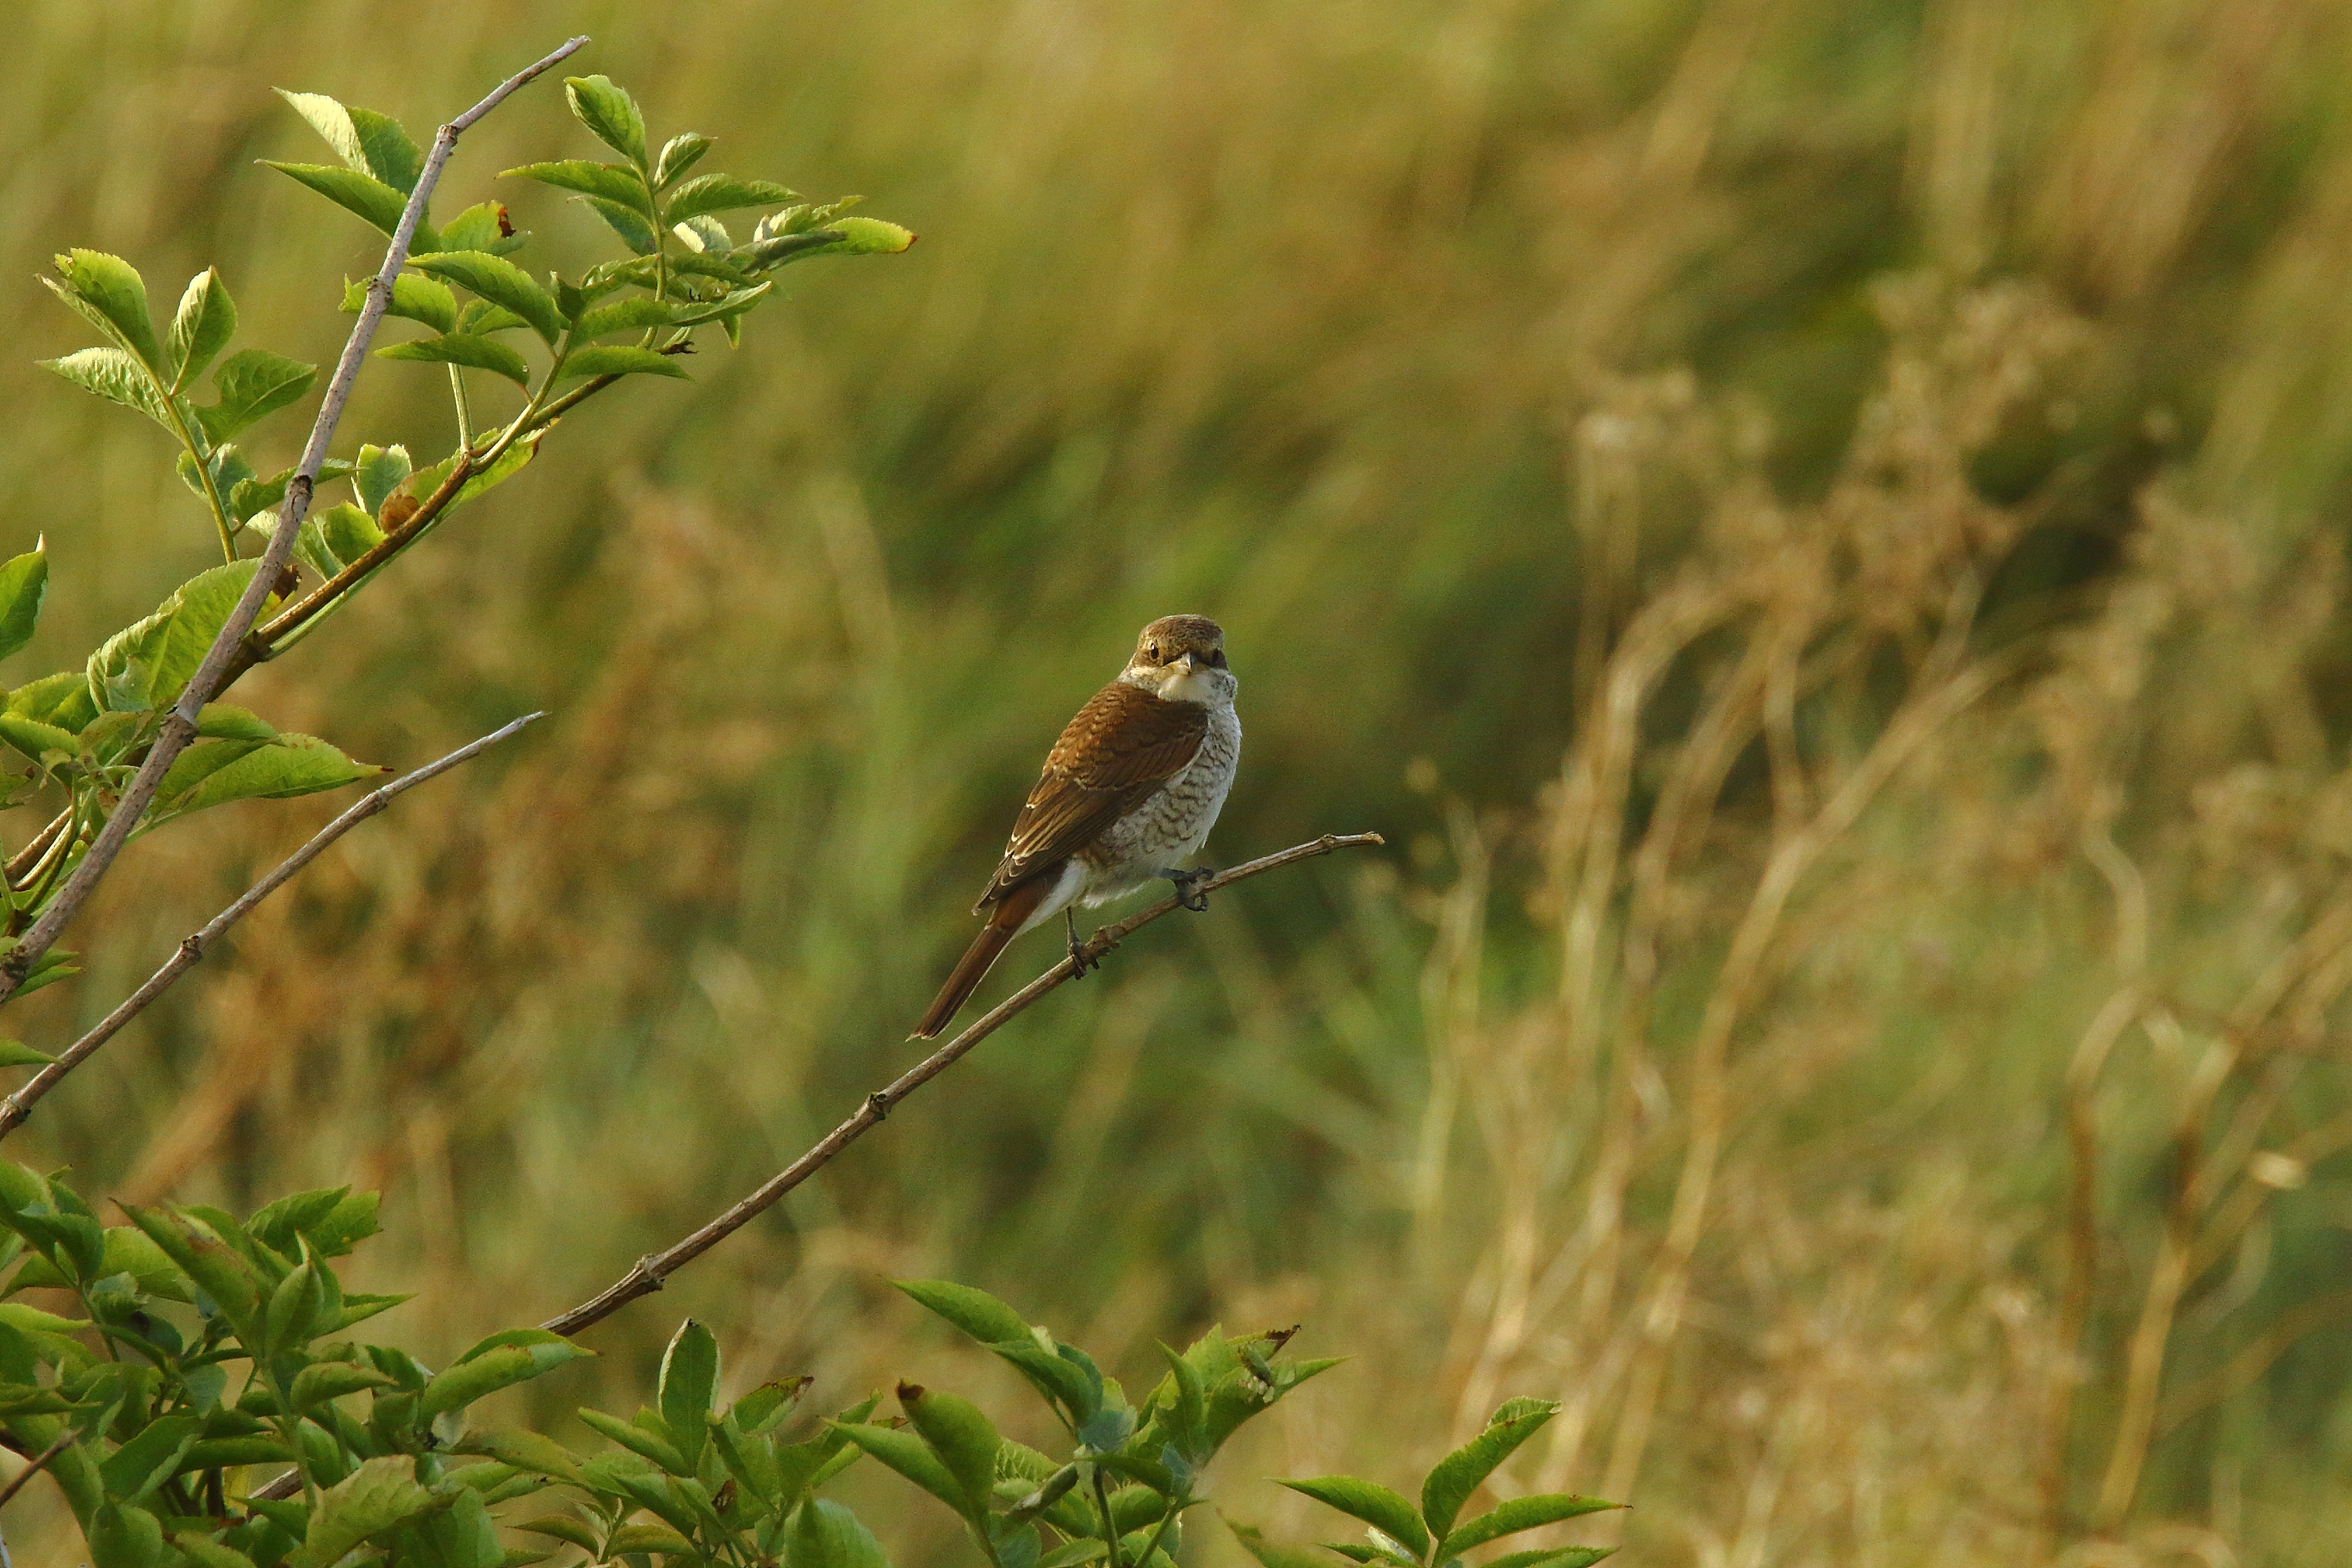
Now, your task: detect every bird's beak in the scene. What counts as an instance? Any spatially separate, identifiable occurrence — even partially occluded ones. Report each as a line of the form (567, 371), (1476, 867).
(1176, 652), (1199, 674)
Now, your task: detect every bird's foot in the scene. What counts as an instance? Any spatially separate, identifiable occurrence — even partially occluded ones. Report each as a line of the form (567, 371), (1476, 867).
(1164, 866), (1215, 912)
(1066, 910), (1098, 976)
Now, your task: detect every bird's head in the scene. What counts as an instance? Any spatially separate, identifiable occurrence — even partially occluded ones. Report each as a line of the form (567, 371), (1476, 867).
(1124, 614), (1234, 704)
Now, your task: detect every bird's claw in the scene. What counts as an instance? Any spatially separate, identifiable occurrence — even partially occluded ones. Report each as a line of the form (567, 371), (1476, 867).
(1065, 912), (1098, 976)
(1167, 867), (1214, 912)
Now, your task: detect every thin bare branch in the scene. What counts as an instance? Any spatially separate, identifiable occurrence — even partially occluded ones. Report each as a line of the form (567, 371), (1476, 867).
(245, 831), (1382, 1503)
(540, 832), (1384, 1337)
(0, 1430), (74, 1513)
(0, 35), (587, 1000)
(0, 715), (540, 1145)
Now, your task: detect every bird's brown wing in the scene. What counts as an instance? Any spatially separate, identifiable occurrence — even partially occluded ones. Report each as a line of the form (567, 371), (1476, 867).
(977, 681), (1209, 909)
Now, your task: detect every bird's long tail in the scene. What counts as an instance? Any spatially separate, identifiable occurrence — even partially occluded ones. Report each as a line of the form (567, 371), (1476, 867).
(912, 874), (1056, 1039)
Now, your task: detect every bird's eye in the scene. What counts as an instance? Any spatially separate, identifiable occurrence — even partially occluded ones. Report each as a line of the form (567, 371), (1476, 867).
(1147, 645), (1163, 663)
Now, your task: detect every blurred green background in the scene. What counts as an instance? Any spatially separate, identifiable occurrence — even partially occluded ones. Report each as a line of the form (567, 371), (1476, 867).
(9, 0), (2352, 1562)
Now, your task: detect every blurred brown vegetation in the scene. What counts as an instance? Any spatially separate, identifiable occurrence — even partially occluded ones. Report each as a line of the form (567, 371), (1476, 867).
(7, 0), (2352, 1562)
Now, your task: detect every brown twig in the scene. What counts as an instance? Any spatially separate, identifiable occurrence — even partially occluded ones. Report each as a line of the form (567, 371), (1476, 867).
(0, 715), (541, 1145)
(0, 1430), (73, 1513)
(540, 832), (1385, 1337)
(245, 832), (1382, 1504)
(0, 35), (587, 1000)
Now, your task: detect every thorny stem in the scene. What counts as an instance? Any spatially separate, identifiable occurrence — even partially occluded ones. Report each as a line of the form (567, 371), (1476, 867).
(0, 715), (540, 1144)
(0, 35), (587, 1001)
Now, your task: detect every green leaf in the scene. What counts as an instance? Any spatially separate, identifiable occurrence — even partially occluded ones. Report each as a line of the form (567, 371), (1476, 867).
(1420, 1399), (1561, 1539)
(418, 1330), (593, 1419)
(406, 427), (545, 511)
(289, 1454), (438, 1568)
(576, 194), (659, 255)
(1226, 1520), (1340, 1568)
(439, 202), (527, 256)
(155, 734), (384, 818)
(1035, 1542), (1110, 1568)
(731, 1375), (811, 1435)
(788, 1497), (892, 1568)
(665, 174), (797, 223)
(898, 1383), (1000, 1519)
(0, 1040), (54, 1068)
(457, 299), (533, 336)
(347, 108), (424, 194)
(262, 162), (433, 250)
(453, 1426), (586, 1483)
(276, 92), (420, 191)
(55, 250), (162, 369)
(406, 252), (564, 345)
(832, 1422), (968, 1517)
(502, 160), (652, 213)
(352, 443), (413, 516)
(0, 715), (73, 765)
(657, 1318), (719, 1472)
(120, 1206), (261, 1344)
(1277, 1480), (1429, 1560)
(171, 1535), (261, 1568)
(304, 1188), (383, 1257)
(556, 345), (689, 382)
(832, 216), (916, 254)
(342, 273), (459, 335)
(181, 1436), (296, 1471)
(101, 1411), (205, 1501)
(668, 282), (773, 327)
(576, 1405), (689, 1473)
(11, 1225), (187, 1300)
(574, 297), (680, 338)
(673, 214), (734, 254)
(377, 333), (531, 386)
(196, 704), (277, 742)
(200, 348), (318, 444)
(9, 670), (94, 729)
(262, 1255), (330, 1354)
(1480, 1548), (1615, 1568)
(564, 74), (647, 168)
(166, 268), (238, 391)
(42, 348), (172, 429)
(654, 133), (715, 188)
(1438, 1496), (1621, 1557)
(514, 1515), (600, 1552)
(291, 1360), (395, 1410)
(610, 1520), (699, 1555)
(90, 1499), (168, 1568)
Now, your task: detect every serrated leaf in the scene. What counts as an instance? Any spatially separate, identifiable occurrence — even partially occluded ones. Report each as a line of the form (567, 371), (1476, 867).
(1278, 1480), (1429, 1559)
(200, 348), (317, 444)
(557, 345), (689, 382)
(195, 703), (277, 742)
(788, 1497), (891, 1568)
(514, 1515), (600, 1551)
(342, 273), (459, 335)
(674, 214), (734, 254)
(156, 734), (383, 818)
(502, 159), (651, 212)
(666, 174), (797, 223)
(659, 1318), (718, 1473)
(1226, 1520), (1339, 1568)
(378, 333), (531, 385)
(1421, 1399), (1561, 1539)
(262, 163), (434, 251)
(1438, 1496), (1622, 1557)
(120, 1205), (261, 1345)
(407, 252), (563, 344)
(55, 249), (161, 368)
(0, 715), (72, 765)
(576, 193), (659, 255)
(347, 107), (423, 193)
(610, 1520), (698, 1555)
(352, 444), (412, 517)
(419, 1330), (593, 1419)
(455, 1426), (586, 1483)
(577, 1405), (688, 1473)
(101, 1410), (205, 1500)
(289, 1454), (438, 1568)
(564, 74), (647, 167)
(406, 427), (544, 510)
(441, 202), (525, 256)
(42, 348), (172, 429)
(654, 133), (715, 188)
(833, 1422), (968, 1517)
(668, 282), (772, 326)
(574, 298), (680, 338)
(166, 269), (237, 391)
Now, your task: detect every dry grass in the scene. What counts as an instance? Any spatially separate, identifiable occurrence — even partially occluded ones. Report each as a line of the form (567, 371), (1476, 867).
(6, 0), (2352, 1563)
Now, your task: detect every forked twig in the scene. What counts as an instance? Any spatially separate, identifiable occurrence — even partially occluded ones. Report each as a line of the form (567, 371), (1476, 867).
(0, 35), (588, 999)
(539, 832), (1385, 1336)
(0, 715), (540, 1144)
(0, 1430), (74, 1513)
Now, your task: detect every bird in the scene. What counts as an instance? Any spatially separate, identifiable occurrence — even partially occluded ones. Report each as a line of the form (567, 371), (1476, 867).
(912, 614), (1242, 1039)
